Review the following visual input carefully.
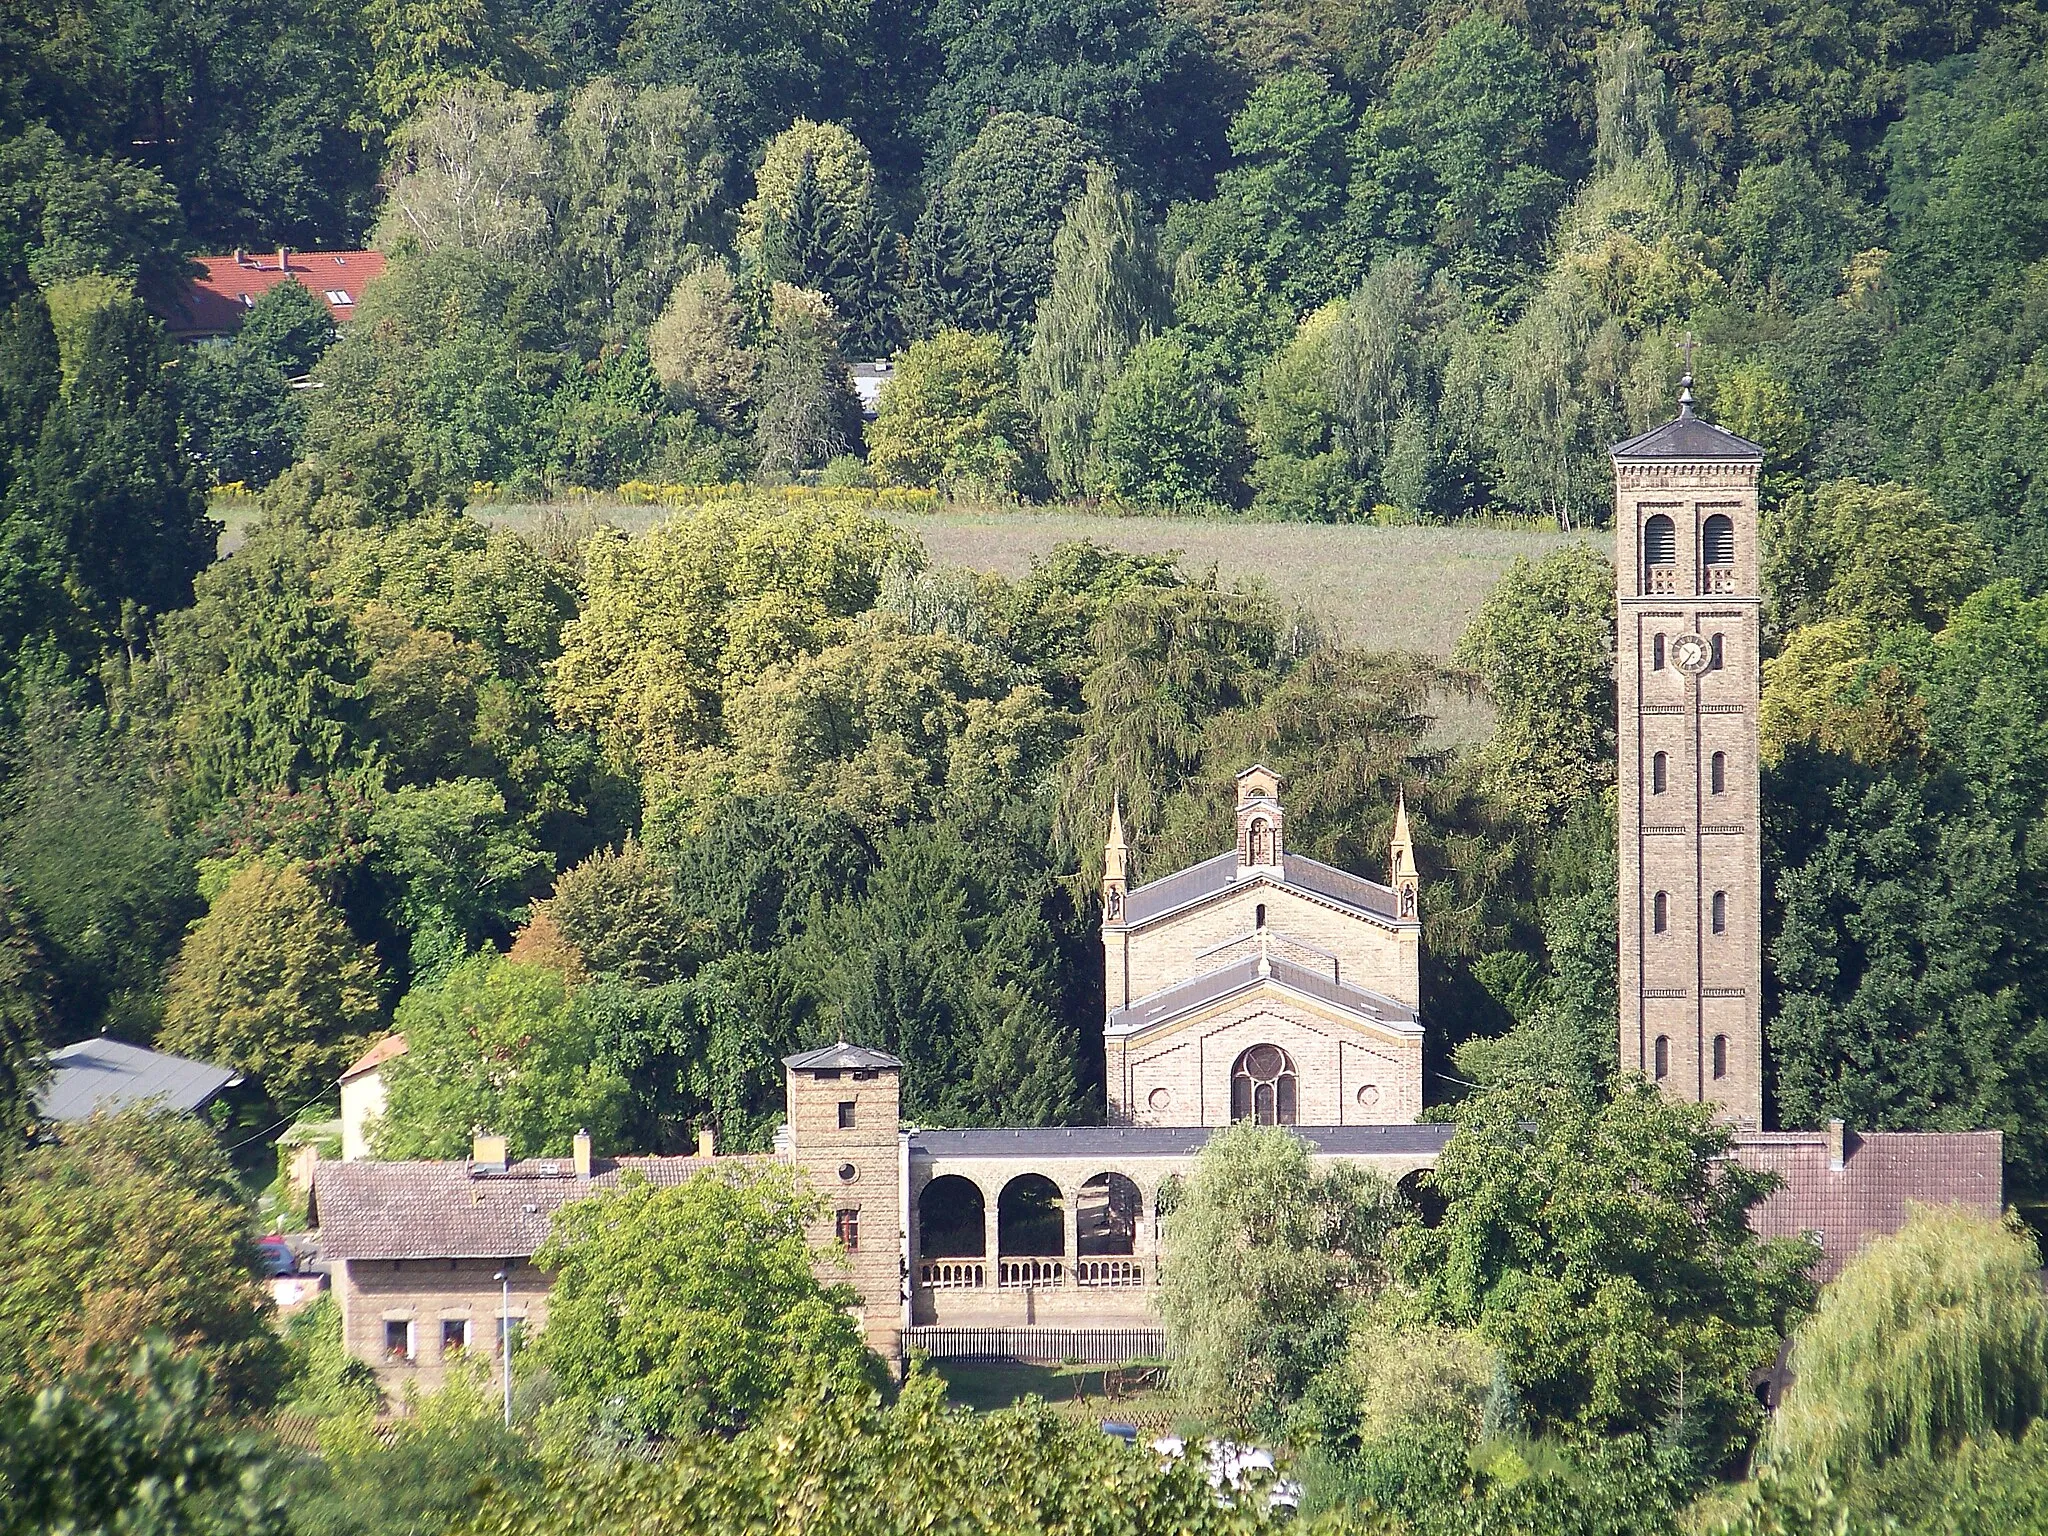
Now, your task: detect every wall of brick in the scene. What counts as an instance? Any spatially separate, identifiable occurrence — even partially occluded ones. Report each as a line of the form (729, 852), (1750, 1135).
(1122, 884), (1418, 1007)
(1616, 459), (1765, 1128)
(784, 1063), (905, 1364)
(338, 1257), (548, 1401)
(1108, 994), (1422, 1126)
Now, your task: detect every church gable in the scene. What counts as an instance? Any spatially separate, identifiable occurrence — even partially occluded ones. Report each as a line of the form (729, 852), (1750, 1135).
(1100, 769), (1427, 1127)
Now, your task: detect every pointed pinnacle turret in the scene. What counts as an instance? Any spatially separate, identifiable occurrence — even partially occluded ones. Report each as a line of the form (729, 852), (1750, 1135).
(1108, 794), (1127, 853)
(1391, 789), (1412, 856)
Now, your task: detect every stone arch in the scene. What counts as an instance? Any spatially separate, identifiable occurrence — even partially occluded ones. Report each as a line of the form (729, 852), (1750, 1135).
(1232, 1043), (1298, 1124)
(918, 1174), (986, 1258)
(1644, 514), (1677, 570)
(1076, 1172), (1143, 1256)
(1396, 1168), (1446, 1229)
(997, 1173), (1064, 1257)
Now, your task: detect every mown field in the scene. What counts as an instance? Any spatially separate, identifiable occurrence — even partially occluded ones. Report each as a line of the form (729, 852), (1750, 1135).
(218, 498), (1608, 744)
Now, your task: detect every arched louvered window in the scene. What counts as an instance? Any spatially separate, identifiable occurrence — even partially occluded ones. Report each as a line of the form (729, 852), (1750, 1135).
(1644, 516), (1676, 565)
(1654, 1036), (1670, 1080)
(1703, 514), (1735, 566)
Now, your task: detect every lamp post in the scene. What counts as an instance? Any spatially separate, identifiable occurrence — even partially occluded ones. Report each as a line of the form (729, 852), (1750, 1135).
(493, 1267), (511, 1426)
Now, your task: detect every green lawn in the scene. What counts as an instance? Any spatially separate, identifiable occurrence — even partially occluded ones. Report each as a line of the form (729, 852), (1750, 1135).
(927, 1359), (1181, 1433)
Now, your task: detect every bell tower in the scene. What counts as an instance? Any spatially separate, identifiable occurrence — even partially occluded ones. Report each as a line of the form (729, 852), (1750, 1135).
(1611, 356), (1765, 1127)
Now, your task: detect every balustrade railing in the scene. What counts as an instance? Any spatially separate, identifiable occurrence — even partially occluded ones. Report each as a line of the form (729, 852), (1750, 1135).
(1702, 564), (1737, 594)
(1644, 565), (1678, 595)
(997, 1257), (1064, 1289)
(920, 1260), (986, 1290)
(1075, 1259), (1144, 1288)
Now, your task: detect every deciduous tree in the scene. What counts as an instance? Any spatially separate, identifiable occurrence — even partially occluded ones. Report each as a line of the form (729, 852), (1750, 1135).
(160, 860), (385, 1108)
(535, 1166), (883, 1438)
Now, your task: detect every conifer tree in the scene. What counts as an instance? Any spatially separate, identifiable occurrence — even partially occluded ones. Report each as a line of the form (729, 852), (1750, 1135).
(1020, 169), (1165, 497)
(21, 296), (211, 655)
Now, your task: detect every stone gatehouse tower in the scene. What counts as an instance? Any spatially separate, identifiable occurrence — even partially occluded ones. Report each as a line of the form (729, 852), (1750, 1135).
(1611, 371), (1765, 1126)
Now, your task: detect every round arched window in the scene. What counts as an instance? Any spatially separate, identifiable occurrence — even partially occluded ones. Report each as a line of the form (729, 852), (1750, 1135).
(1643, 514), (1677, 567)
(1231, 1044), (1298, 1125)
(1702, 514), (1735, 566)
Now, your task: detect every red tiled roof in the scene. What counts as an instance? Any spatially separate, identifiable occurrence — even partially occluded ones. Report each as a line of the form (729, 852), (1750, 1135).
(310, 1154), (774, 1261)
(340, 1033), (408, 1084)
(163, 250), (387, 338)
(1730, 1128), (2003, 1281)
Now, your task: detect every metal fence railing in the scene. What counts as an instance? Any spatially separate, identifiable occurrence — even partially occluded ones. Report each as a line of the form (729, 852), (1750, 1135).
(905, 1326), (1166, 1364)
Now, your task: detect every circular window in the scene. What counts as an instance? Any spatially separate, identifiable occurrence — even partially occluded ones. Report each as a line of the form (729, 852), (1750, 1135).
(837, 1162), (858, 1183)
(1147, 1087), (1171, 1112)
(1356, 1084), (1380, 1108)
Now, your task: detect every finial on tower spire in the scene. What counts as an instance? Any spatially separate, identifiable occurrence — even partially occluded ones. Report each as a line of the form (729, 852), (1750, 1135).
(1389, 789), (1419, 920)
(1677, 331), (1698, 419)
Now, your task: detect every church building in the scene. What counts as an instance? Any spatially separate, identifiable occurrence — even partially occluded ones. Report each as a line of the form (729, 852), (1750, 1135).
(1100, 767), (1425, 1127)
(309, 365), (2005, 1391)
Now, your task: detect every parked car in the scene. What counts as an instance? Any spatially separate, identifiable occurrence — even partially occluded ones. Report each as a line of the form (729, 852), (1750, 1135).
(255, 1235), (296, 1276)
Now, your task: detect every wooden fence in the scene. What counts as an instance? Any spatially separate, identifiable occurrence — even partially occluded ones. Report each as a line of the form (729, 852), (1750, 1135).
(905, 1326), (1166, 1364)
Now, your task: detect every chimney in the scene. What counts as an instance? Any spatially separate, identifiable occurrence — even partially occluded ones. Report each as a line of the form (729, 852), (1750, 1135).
(1826, 1119), (1846, 1172)
(277, 245), (290, 273)
(572, 1127), (592, 1179)
(233, 247), (246, 267)
(697, 1125), (716, 1159)
(471, 1131), (508, 1173)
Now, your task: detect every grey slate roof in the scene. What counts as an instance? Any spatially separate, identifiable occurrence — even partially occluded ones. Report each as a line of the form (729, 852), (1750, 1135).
(311, 1154), (755, 1261)
(1122, 851), (1400, 927)
(1611, 413), (1763, 461)
(37, 1037), (240, 1122)
(1105, 953), (1419, 1039)
(785, 1042), (904, 1072)
(911, 1123), (1454, 1160)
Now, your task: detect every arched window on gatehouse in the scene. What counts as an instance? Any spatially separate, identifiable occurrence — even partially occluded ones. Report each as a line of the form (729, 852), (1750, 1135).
(996, 1174), (1064, 1257)
(1231, 1044), (1297, 1125)
(1249, 816), (1272, 864)
(1643, 515), (1677, 593)
(918, 1175), (986, 1257)
(1076, 1172), (1142, 1257)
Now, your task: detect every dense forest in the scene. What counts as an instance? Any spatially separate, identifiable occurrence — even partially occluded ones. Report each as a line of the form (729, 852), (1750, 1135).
(5, 0), (2044, 524)
(7, 3), (2048, 1531)
(5, 0), (2048, 1193)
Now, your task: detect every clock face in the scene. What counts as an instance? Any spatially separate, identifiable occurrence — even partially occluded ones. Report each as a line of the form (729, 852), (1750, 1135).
(1672, 633), (1711, 675)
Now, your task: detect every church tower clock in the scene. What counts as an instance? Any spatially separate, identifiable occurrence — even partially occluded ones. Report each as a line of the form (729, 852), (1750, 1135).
(1611, 357), (1766, 1127)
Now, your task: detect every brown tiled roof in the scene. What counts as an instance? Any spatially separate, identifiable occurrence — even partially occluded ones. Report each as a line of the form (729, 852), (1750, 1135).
(310, 1154), (770, 1261)
(1121, 851), (1401, 927)
(340, 1034), (407, 1084)
(1729, 1129), (2003, 1281)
